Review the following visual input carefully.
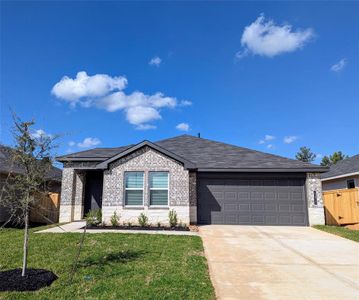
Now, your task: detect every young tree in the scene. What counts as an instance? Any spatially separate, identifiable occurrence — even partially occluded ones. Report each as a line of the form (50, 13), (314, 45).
(320, 151), (348, 167)
(0, 116), (57, 276)
(295, 146), (316, 163)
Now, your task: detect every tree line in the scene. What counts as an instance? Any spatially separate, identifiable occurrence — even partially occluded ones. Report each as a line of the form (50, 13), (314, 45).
(295, 146), (348, 166)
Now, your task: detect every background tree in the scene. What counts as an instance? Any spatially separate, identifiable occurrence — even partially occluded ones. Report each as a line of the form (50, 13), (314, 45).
(0, 116), (57, 276)
(320, 151), (348, 167)
(295, 146), (316, 163)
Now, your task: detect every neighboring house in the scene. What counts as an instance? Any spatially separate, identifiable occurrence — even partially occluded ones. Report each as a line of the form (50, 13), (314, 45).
(321, 154), (359, 191)
(0, 145), (62, 223)
(56, 135), (328, 226)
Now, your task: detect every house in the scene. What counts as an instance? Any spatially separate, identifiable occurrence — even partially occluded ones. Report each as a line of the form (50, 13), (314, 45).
(0, 145), (62, 223)
(56, 135), (328, 226)
(321, 154), (359, 191)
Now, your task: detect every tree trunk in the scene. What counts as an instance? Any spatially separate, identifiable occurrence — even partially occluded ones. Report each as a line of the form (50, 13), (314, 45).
(21, 205), (29, 277)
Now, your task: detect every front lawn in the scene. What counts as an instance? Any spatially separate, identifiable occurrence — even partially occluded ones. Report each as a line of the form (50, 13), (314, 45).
(0, 227), (214, 299)
(313, 225), (359, 242)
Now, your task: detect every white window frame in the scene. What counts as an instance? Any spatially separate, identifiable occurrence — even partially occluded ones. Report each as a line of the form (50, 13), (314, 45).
(124, 171), (144, 207)
(149, 171), (169, 207)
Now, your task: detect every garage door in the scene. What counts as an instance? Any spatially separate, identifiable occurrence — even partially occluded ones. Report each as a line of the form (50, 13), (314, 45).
(197, 173), (308, 226)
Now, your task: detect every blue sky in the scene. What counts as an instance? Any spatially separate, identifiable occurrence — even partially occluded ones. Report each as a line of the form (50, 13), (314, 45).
(1, 1), (358, 163)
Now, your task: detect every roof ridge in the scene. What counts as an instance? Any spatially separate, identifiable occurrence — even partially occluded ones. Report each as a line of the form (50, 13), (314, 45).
(162, 134), (321, 167)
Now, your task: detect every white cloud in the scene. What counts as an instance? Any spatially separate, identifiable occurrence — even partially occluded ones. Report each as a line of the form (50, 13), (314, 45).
(259, 134), (275, 144)
(77, 137), (101, 148)
(52, 71), (127, 102)
(283, 136), (298, 144)
(31, 129), (52, 139)
(179, 100), (192, 106)
(68, 141), (76, 147)
(237, 14), (314, 58)
(176, 123), (190, 131)
(52, 71), (191, 129)
(331, 58), (347, 72)
(267, 144), (274, 149)
(126, 106), (161, 126)
(316, 153), (323, 160)
(149, 56), (162, 67)
(136, 124), (157, 130)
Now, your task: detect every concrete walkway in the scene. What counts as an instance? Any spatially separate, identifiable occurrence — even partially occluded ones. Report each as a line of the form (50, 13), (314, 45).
(36, 221), (197, 236)
(199, 225), (359, 300)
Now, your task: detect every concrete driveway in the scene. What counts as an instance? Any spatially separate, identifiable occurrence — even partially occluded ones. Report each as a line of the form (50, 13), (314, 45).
(200, 225), (359, 300)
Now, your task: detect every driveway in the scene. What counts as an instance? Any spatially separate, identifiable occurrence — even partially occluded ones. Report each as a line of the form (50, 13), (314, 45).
(200, 225), (359, 300)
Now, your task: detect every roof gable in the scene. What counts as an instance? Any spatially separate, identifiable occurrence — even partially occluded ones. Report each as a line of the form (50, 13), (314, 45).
(96, 140), (196, 169)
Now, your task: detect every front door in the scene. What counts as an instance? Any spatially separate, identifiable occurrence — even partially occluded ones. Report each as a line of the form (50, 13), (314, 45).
(84, 171), (103, 216)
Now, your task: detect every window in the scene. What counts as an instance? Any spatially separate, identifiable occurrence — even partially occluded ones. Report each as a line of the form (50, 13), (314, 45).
(347, 179), (355, 189)
(125, 172), (144, 206)
(149, 172), (169, 206)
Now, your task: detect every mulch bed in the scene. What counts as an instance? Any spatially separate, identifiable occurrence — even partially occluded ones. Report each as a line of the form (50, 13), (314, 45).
(86, 225), (190, 231)
(0, 269), (58, 292)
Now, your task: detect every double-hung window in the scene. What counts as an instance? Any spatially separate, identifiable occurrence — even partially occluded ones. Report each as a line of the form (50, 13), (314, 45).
(125, 172), (144, 206)
(149, 172), (169, 206)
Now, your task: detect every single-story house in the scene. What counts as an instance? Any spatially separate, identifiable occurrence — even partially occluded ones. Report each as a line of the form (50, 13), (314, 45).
(56, 135), (328, 226)
(321, 154), (359, 191)
(0, 145), (62, 223)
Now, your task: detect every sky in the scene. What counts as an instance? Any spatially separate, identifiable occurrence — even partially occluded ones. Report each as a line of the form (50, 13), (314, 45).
(1, 1), (358, 164)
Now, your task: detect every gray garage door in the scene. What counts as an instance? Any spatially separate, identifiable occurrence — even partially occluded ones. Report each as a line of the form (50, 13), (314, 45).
(197, 173), (308, 226)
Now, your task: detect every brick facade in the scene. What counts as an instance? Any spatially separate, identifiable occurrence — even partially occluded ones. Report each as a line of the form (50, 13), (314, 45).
(102, 147), (191, 225)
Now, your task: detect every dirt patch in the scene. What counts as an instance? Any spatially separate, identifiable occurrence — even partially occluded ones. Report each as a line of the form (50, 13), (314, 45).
(0, 268), (58, 292)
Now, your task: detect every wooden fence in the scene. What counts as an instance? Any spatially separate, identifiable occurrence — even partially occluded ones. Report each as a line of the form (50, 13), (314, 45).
(323, 188), (359, 225)
(30, 192), (60, 224)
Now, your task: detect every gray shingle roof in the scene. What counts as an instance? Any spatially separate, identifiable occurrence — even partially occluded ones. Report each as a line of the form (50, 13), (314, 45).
(56, 145), (133, 160)
(57, 135), (326, 172)
(321, 154), (359, 179)
(0, 145), (62, 181)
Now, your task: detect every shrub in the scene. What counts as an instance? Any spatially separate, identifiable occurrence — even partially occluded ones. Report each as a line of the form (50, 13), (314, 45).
(85, 209), (102, 226)
(157, 222), (161, 228)
(138, 213), (149, 227)
(126, 221), (132, 227)
(110, 211), (120, 227)
(168, 209), (178, 227)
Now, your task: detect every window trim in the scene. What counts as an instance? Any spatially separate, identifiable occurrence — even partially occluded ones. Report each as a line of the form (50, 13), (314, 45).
(124, 171), (144, 207)
(149, 171), (169, 207)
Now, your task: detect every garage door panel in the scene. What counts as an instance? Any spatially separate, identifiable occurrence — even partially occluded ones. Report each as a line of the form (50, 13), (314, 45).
(198, 174), (308, 226)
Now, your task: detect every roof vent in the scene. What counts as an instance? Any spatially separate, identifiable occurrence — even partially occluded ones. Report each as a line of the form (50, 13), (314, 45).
(197, 133), (201, 138)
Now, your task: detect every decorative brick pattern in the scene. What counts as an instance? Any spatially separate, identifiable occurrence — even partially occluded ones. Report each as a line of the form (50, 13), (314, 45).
(306, 173), (325, 225)
(102, 147), (190, 207)
(60, 168), (75, 206)
(59, 168), (86, 222)
(189, 172), (197, 206)
(64, 161), (101, 168)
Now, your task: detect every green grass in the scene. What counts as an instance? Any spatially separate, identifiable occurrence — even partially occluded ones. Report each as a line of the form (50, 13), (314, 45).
(0, 226), (215, 299)
(313, 225), (359, 242)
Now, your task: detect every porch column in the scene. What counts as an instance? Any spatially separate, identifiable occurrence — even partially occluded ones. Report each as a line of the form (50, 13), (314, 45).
(59, 168), (86, 223)
(73, 171), (86, 220)
(59, 168), (76, 223)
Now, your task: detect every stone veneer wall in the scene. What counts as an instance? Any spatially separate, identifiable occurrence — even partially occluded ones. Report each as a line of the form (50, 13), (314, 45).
(306, 173), (325, 225)
(102, 147), (191, 225)
(59, 168), (86, 222)
(189, 172), (197, 223)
